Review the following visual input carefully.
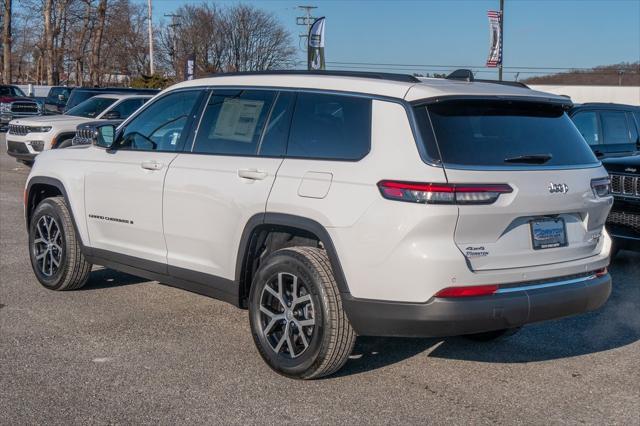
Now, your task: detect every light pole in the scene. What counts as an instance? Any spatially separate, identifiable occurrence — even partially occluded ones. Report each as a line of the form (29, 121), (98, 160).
(147, 0), (154, 75)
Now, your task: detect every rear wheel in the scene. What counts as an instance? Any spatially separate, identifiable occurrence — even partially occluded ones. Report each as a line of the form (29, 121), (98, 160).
(463, 327), (522, 342)
(28, 197), (92, 290)
(249, 246), (356, 379)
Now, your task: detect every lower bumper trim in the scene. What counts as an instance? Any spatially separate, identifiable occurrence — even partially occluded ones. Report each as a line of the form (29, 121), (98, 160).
(342, 273), (612, 338)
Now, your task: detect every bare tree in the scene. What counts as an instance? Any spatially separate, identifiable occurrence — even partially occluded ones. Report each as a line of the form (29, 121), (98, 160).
(2, 0), (12, 83)
(89, 0), (106, 85)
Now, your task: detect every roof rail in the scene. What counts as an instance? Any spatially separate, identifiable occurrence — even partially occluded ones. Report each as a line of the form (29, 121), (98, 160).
(445, 69), (529, 88)
(204, 70), (421, 83)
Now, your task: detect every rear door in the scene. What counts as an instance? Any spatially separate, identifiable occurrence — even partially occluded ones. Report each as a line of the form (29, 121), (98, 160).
(417, 99), (612, 271)
(163, 89), (293, 281)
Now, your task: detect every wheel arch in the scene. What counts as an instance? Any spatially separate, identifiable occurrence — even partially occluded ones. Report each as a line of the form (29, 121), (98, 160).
(52, 132), (77, 148)
(25, 176), (88, 249)
(236, 213), (351, 308)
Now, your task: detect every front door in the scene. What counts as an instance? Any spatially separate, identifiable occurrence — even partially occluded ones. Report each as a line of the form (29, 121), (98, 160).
(84, 89), (203, 267)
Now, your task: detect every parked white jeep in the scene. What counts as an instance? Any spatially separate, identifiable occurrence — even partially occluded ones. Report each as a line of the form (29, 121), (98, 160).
(24, 71), (613, 379)
(7, 94), (150, 165)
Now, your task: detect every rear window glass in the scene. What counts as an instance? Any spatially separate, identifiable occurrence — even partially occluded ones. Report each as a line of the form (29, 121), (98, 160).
(418, 100), (598, 167)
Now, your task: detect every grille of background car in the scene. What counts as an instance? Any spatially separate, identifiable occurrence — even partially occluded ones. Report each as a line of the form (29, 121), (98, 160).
(607, 210), (640, 233)
(10, 102), (39, 114)
(610, 174), (639, 198)
(8, 124), (29, 136)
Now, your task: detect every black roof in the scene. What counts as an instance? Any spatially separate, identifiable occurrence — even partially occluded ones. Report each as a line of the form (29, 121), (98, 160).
(205, 70), (422, 83)
(571, 102), (640, 111)
(70, 87), (160, 93)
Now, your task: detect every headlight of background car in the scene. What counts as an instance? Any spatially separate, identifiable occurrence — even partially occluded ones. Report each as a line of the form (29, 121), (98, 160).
(0, 102), (11, 113)
(29, 126), (52, 133)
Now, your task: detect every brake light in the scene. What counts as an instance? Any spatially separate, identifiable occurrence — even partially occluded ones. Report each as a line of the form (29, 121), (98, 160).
(377, 180), (512, 205)
(435, 285), (498, 298)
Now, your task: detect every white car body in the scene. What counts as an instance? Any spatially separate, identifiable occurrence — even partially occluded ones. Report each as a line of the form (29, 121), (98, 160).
(6, 94), (151, 162)
(24, 72), (613, 350)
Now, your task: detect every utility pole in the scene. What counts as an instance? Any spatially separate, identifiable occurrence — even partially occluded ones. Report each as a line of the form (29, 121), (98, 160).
(147, 0), (154, 75)
(296, 5), (317, 48)
(498, 0), (504, 81)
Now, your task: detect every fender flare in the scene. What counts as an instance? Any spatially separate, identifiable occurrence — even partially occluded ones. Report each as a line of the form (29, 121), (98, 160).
(25, 176), (89, 250)
(235, 213), (352, 295)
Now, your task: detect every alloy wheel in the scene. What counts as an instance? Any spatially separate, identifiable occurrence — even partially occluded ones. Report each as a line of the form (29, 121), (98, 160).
(33, 215), (63, 277)
(259, 272), (316, 359)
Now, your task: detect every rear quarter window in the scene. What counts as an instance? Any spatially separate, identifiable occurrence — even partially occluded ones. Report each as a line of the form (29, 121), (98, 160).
(416, 100), (598, 167)
(287, 93), (371, 160)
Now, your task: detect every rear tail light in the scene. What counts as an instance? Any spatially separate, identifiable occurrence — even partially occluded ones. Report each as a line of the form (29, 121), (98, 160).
(435, 285), (498, 298)
(591, 177), (611, 198)
(594, 267), (607, 277)
(377, 181), (512, 205)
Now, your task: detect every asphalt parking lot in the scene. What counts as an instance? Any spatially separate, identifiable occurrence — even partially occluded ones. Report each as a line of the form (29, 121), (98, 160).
(1, 133), (638, 425)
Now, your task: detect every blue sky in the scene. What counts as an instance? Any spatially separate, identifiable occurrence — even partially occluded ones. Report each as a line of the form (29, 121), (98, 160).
(144, 0), (639, 79)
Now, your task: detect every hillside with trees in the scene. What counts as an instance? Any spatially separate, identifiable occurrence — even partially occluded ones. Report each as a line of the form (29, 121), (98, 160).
(523, 62), (639, 86)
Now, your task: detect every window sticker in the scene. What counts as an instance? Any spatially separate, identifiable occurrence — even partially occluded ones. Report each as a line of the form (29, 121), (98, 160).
(212, 98), (264, 143)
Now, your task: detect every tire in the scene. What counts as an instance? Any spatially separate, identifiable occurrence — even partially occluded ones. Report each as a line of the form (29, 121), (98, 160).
(28, 196), (92, 290)
(56, 139), (73, 149)
(463, 327), (522, 342)
(249, 246), (356, 379)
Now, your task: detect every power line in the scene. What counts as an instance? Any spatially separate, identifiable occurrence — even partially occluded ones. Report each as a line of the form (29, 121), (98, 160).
(326, 61), (639, 72)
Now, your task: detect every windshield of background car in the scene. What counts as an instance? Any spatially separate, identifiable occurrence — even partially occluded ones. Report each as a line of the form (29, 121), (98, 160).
(0, 86), (27, 97)
(414, 100), (599, 167)
(65, 97), (117, 118)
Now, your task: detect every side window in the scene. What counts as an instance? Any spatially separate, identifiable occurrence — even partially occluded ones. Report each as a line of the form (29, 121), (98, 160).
(116, 90), (201, 152)
(287, 93), (371, 160)
(192, 89), (276, 156)
(627, 112), (639, 143)
(571, 111), (599, 145)
(600, 111), (630, 145)
(110, 98), (147, 120)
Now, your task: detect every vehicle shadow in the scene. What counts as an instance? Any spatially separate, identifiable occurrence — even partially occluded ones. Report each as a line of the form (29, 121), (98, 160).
(336, 251), (639, 377)
(79, 267), (149, 290)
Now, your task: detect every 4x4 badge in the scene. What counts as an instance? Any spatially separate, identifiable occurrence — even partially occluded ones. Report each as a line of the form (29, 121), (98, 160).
(548, 182), (569, 194)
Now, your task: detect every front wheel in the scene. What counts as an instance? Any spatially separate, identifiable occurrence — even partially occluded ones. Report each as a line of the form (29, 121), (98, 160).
(249, 247), (356, 379)
(28, 197), (92, 290)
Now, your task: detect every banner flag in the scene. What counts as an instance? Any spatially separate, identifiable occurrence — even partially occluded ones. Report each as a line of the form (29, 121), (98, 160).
(185, 54), (195, 81)
(486, 10), (502, 68)
(308, 17), (326, 70)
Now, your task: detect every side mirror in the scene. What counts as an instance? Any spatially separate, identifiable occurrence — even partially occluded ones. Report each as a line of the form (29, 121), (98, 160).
(74, 123), (116, 148)
(101, 110), (121, 120)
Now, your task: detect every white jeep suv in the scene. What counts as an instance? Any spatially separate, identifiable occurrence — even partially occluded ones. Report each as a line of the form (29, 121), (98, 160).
(24, 71), (613, 379)
(7, 94), (150, 165)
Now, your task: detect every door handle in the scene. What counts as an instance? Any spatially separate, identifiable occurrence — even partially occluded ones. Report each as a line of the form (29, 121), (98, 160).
(238, 169), (268, 180)
(141, 160), (164, 171)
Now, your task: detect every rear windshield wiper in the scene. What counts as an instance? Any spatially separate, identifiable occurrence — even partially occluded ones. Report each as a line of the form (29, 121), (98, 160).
(504, 154), (553, 164)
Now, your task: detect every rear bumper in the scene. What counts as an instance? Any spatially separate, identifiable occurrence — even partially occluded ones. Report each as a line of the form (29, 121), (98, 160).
(343, 273), (612, 337)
